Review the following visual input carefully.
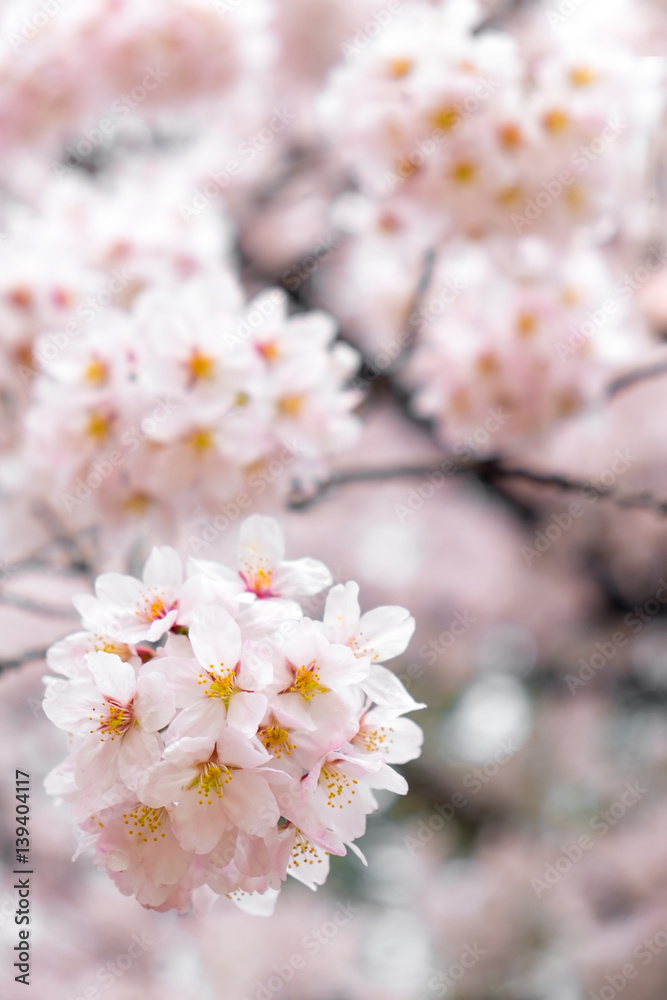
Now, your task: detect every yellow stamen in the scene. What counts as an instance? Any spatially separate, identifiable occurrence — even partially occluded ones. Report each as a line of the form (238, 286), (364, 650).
(432, 106), (460, 132)
(121, 805), (169, 843)
(84, 357), (107, 386)
(565, 185), (584, 211)
(354, 725), (393, 754)
(570, 66), (595, 87)
(556, 388), (582, 417)
(287, 663), (329, 701)
(543, 109), (569, 134)
(86, 412), (111, 441)
(190, 428), (215, 452)
(516, 311), (538, 338)
(496, 185), (521, 205)
(95, 639), (132, 661)
(258, 341), (279, 362)
(123, 492), (152, 514)
(498, 123), (522, 149)
(277, 395), (303, 417)
(189, 761), (232, 804)
(389, 57), (412, 78)
(476, 352), (499, 377)
(290, 828), (322, 867)
(89, 697), (133, 741)
(187, 350), (215, 381)
(260, 725), (296, 758)
(197, 665), (235, 704)
(321, 763), (357, 808)
(450, 160), (477, 184)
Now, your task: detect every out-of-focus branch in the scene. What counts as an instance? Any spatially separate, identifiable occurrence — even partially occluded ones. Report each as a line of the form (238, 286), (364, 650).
(0, 648), (49, 672)
(401, 246), (436, 352)
(606, 356), (667, 399)
(0, 592), (78, 619)
(289, 459), (667, 515)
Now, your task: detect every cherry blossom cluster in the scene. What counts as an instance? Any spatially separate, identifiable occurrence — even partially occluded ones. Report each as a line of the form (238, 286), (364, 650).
(42, 515), (424, 913)
(0, 0), (270, 164)
(313, 0), (665, 450)
(0, 169), (231, 421)
(17, 264), (360, 526)
(404, 242), (652, 453)
(318, 1), (660, 243)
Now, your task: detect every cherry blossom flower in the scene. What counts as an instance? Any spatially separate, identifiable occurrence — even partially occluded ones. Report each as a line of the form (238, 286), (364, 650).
(154, 604), (269, 740)
(189, 513), (333, 600)
(137, 731), (280, 855)
(43, 650), (175, 793)
(73, 547), (183, 643)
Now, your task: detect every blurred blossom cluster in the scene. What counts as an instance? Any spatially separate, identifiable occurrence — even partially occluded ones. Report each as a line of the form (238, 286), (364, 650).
(2, 0), (667, 998)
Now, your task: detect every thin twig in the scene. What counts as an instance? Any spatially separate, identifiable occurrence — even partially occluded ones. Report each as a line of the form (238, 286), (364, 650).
(289, 459), (667, 516)
(0, 592), (77, 619)
(606, 356), (667, 399)
(0, 648), (49, 672)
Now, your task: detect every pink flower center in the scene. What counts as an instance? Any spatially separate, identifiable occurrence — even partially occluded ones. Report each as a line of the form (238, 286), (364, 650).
(240, 565), (273, 597)
(90, 697), (134, 741)
(136, 593), (172, 623)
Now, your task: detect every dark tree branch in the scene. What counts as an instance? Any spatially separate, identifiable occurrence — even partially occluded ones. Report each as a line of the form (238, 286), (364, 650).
(0, 592), (78, 619)
(606, 356), (667, 399)
(289, 459), (667, 516)
(0, 648), (49, 672)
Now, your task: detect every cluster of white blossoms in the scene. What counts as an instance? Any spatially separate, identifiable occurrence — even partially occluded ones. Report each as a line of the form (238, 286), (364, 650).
(404, 242), (652, 454)
(318, 0), (659, 244)
(42, 516), (424, 914)
(0, 0), (270, 162)
(19, 269), (360, 526)
(315, 0), (664, 451)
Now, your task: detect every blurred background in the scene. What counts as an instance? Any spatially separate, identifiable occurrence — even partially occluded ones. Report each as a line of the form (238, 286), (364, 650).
(3, 0), (667, 997)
